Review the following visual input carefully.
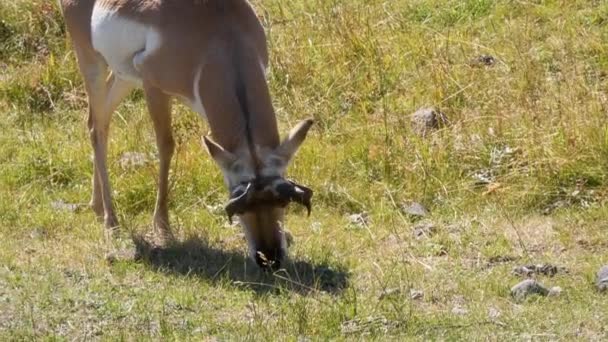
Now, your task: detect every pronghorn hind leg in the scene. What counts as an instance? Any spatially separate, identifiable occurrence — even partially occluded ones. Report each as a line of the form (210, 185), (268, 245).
(143, 84), (176, 245)
(75, 47), (134, 231)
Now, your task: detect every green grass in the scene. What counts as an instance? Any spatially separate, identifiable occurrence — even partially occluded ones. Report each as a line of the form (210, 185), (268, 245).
(2, 0), (608, 339)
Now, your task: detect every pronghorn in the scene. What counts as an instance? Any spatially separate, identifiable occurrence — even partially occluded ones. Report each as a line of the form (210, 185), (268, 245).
(59, 0), (314, 269)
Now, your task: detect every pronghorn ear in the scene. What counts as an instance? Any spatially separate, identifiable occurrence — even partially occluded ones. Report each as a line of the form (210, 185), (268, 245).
(277, 119), (314, 161)
(202, 136), (235, 168)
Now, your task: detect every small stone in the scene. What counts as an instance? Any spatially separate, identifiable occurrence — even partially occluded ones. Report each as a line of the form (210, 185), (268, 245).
(119, 151), (149, 169)
(410, 289), (424, 300)
(402, 202), (429, 217)
(512, 264), (565, 278)
(410, 107), (449, 136)
(548, 286), (562, 297)
(105, 249), (136, 265)
(510, 279), (549, 301)
(451, 305), (468, 316)
(470, 54), (496, 67)
(29, 227), (48, 239)
(597, 266), (608, 292)
(378, 288), (400, 300)
(413, 222), (436, 240)
(488, 307), (501, 320)
(51, 200), (82, 213)
(348, 212), (369, 228)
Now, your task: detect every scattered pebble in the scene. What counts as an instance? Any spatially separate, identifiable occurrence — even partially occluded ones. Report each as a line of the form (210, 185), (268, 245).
(348, 212), (370, 228)
(410, 289), (424, 300)
(378, 288), (400, 300)
(488, 307), (502, 320)
(378, 288), (424, 301)
(51, 200), (82, 213)
(597, 266), (608, 292)
(105, 249), (137, 265)
(470, 54), (496, 67)
(410, 107), (449, 136)
(402, 202), (429, 218)
(451, 305), (469, 316)
(548, 286), (562, 297)
(488, 255), (518, 265)
(119, 151), (149, 169)
(29, 227), (48, 239)
(413, 222), (436, 240)
(512, 264), (566, 278)
(510, 279), (549, 301)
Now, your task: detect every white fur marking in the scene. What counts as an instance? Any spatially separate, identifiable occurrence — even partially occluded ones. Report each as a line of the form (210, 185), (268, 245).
(191, 65), (206, 117)
(91, 5), (161, 85)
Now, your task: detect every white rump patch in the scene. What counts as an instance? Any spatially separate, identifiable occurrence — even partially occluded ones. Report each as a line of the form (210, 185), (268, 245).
(91, 5), (161, 85)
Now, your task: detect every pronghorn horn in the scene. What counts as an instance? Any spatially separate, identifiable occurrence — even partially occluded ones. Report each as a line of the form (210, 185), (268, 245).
(275, 180), (313, 216)
(225, 182), (253, 223)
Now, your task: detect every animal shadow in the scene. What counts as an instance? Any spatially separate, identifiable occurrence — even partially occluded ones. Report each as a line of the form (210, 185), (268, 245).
(131, 234), (350, 295)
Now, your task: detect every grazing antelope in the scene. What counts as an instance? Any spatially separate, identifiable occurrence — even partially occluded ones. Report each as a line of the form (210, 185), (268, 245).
(59, 0), (314, 269)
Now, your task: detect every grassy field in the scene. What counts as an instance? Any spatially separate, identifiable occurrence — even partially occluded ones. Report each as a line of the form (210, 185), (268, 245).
(1, 0), (608, 339)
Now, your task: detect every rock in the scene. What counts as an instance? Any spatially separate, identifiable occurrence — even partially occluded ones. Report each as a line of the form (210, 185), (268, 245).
(29, 227), (48, 239)
(412, 222), (436, 240)
(470, 54), (496, 67)
(488, 307), (501, 320)
(105, 249), (136, 265)
(451, 305), (469, 316)
(51, 200), (83, 213)
(348, 212), (369, 228)
(119, 151), (149, 169)
(512, 264), (566, 278)
(548, 286), (562, 297)
(402, 202), (429, 218)
(510, 279), (549, 301)
(597, 266), (608, 292)
(410, 289), (424, 300)
(378, 288), (400, 300)
(410, 107), (448, 136)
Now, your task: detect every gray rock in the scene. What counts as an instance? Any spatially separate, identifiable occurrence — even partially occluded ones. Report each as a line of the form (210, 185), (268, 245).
(451, 305), (469, 316)
(548, 286), (562, 297)
(413, 222), (436, 240)
(348, 212), (369, 228)
(510, 279), (549, 301)
(51, 200), (82, 213)
(378, 288), (400, 300)
(597, 266), (608, 292)
(410, 107), (448, 136)
(410, 289), (424, 300)
(512, 264), (566, 278)
(119, 151), (149, 169)
(402, 202), (429, 217)
(470, 54), (496, 67)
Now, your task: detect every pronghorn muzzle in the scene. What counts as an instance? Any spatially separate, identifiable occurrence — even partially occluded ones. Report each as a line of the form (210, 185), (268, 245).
(225, 177), (313, 222)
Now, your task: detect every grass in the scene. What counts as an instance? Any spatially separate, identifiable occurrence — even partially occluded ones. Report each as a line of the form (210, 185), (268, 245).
(1, 0), (608, 339)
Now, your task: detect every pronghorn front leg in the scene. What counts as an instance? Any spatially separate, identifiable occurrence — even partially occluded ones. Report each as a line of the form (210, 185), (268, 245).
(143, 84), (175, 245)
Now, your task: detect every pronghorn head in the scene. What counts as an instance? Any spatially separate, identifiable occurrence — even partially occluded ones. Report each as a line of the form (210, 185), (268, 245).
(203, 119), (314, 269)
